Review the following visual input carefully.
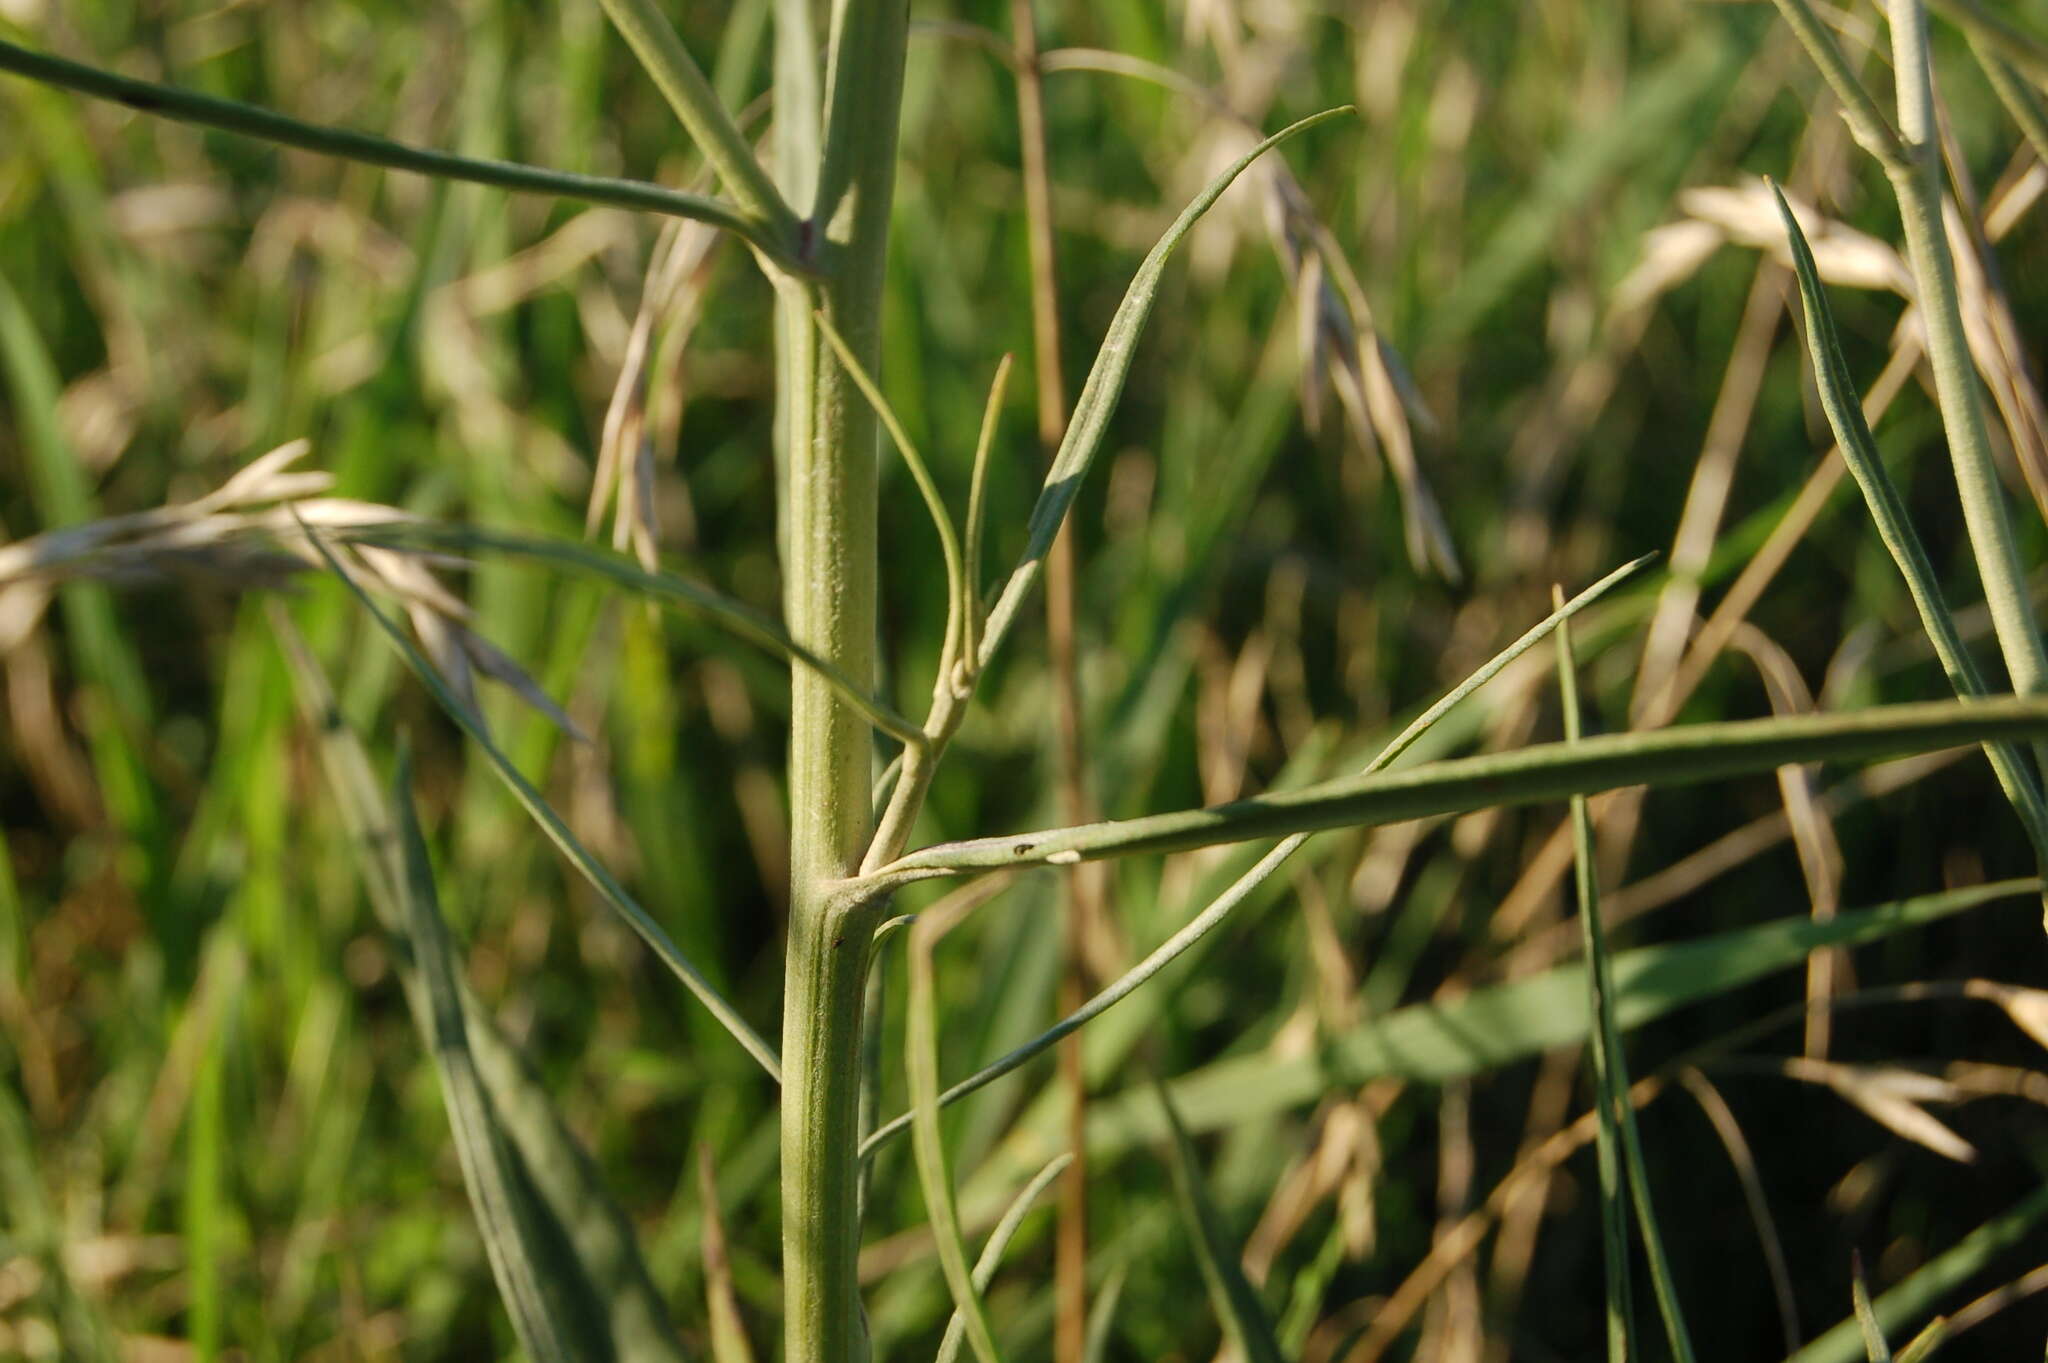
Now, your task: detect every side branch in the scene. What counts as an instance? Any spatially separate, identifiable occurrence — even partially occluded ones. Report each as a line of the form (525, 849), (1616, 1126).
(866, 697), (2048, 882)
(0, 38), (801, 269)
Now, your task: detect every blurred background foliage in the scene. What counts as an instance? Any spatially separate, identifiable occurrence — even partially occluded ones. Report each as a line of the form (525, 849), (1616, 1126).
(2, 0), (2048, 1358)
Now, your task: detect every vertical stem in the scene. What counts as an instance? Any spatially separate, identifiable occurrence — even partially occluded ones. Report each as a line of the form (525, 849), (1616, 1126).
(1008, 4), (1097, 1360)
(1885, 0), (2048, 708)
(774, 1), (908, 1360)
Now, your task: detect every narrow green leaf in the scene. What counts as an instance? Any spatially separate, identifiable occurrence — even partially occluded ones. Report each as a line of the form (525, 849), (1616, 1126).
(390, 748), (573, 1363)
(1082, 1266), (1126, 1363)
(1560, 602), (1697, 1363)
(976, 106), (1355, 670)
(879, 698), (2048, 879)
(908, 910), (1005, 1363)
(934, 1154), (1073, 1363)
(298, 521), (783, 1080)
(344, 521), (924, 749)
(1154, 1084), (1286, 1363)
(0, 39), (781, 258)
(813, 308), (970, 673)
(587, 0), (798, 248)
(1771, 181), (2048, 865)
(1557, 600), (1638, 1363)
(859, 558), (1649, 1158)
(1855, 1256), (1895, 1362)
(1033, 878), (2037, 1168)
(1784, 1182), (2048, 1363)
(279, 614), (690, 1362)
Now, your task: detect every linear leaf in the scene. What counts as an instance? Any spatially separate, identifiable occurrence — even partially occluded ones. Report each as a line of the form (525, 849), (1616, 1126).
(878, 698), (2048, 879)
(1855, 1256), (1895, 1362)
(390, 748), (575, 1363)
(0, 39), (783, 260)
(1771, 181), (2048, 863)
(970, 878), (2039, 1178)
(1558, 601), (1639, 1363)
(344, 522), (924, 748)
(1155, 1084), (1287, 1363)
(975, 106), (1354, 670)
(934, 1154), (1072, 1363)
(279, 615), (690, 1362)
(908, 909), (1005, 1363)
(1783, 1181), (2048, 1363)
(298, 520), (782, 1079)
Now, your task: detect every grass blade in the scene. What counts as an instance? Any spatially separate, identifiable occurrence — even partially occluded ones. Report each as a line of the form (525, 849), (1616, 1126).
(1154, 1083), (1286, 1363)
(877, 697), (2048, 878)
(280, 614), (691, 1362)
(389, 747), (573, 1363)
(1771, 181), (2048, 865)
(1559, 596), (1697, 1363)
(344, 521), (924, 748)
(859, 558), (1649, 1157)
(299, 519), (783, 1080)
(1081, 1264), (1126, 1363)
(1855, 1255), (1895, 1362)
(1783, 1181), (2048, 1363)
(1036, 877), (2038, 1164)
(975, 106), (1354, 671)
(934, 1154), (1073, 1363)
(1556, 594), (1638, 1363)
(908, 903), (1005, 1363)
(0, 39), (783, 259)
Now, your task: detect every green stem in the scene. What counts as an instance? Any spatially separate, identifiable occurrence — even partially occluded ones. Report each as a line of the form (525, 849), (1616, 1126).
(0, 38), (792, 264)
(775, 1), (909, 1358)
(593, 0), (801, 250)
(1884, 0), (2048, 709)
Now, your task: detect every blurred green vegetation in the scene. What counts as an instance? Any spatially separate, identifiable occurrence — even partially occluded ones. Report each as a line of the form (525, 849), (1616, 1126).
(3, 0), (2048, 1358)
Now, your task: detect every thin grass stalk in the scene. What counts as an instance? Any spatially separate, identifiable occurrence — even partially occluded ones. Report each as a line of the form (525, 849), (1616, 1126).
(1554, 591), (1637, 1363)
(0, 39), (789, 262)
(776, 0), (909, 1357)
(1883, 0), (2048, 727)
(1006, 4), (1098, 1358)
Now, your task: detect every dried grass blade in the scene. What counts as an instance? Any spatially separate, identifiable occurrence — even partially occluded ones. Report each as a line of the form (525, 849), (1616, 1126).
(700, 1144), (760, 1363)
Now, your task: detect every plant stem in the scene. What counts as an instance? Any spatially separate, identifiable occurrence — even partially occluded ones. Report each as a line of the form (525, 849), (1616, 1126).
(1884, 0), (2048, 710)
(775, 0), (908, 1358)
(0, 39), (792, 263)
